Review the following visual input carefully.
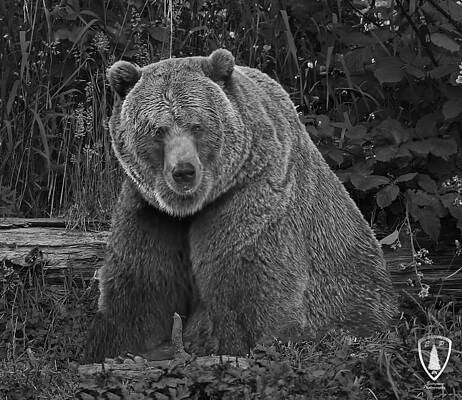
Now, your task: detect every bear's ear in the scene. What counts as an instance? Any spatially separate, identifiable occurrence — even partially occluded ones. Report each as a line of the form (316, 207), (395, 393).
(207, 49), (235, 82)
(107, 61), (141, 98)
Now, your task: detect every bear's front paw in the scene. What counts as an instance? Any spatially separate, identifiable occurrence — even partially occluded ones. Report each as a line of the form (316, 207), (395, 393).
(184, 309), (253, 356)
(183, 310), (218, 356)
(84, 312), (119, 363)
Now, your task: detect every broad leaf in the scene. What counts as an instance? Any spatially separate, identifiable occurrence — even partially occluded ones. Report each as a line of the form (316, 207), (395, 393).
(376, 184), (399, 208)
(441, 194), (462, 222)
(345, 161), (374, 176)
(335, 170), (350, 183)
(374, 65), (404, 84)
(404, 140), (432, 156)
(408, 190), (447, 217)
(305, 124), (319, 138)
(430, 64), (457, 79)
(428, 138), (458, 160)
(415, 114), (440, 138)
(344, 47), (373, 74)
(149, 26), (170, 43)
(374, 57), (405, 84)
(442, 99), (462, 119)
(375, 146), (398, 162)
(431, 33), (460, 53)
(396, 146), (412, 158)
(327, 148), (344, 166)
(431, 199), (448, 218)
(346, 125), (367, 140)
(416, 207), (441, 242)
(373, 117), (408, 144)
(379, 229), (399, 246)
(405, 64), (425, 79)
(440, 193), (458, 208)
(395, 173), (417, 183)
(350, 173), (367, 189)
(407, 189), (434, 206)
(422, 1), (462, 22)
(417, 174), (437, 194)
(354, 175), (390, 191)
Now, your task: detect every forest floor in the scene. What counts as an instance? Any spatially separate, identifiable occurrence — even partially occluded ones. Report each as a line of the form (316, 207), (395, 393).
(1, 258), (462, 399)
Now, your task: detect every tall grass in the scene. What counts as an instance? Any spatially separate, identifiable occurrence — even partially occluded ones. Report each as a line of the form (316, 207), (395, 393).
(1, 0), (123, 221)
(0, 0), (308, 223)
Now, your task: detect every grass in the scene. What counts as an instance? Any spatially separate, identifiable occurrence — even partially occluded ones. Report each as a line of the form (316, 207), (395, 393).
(0, 260), (98, 399)
(0, 358), (79, 400)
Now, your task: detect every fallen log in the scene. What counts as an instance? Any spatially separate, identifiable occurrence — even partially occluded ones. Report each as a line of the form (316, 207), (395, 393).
(78, 354), (250, 378)
(0, 217), (109, 285)
(78, 313), (249, 377)
(380, 229), (462, 304)
(1, 218), (461, 304)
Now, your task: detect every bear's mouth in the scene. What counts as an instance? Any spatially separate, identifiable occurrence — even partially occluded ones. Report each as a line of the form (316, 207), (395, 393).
(164, 175), (202, 197)
(163, 164), (203, 197)
(155, 174), (212, 216)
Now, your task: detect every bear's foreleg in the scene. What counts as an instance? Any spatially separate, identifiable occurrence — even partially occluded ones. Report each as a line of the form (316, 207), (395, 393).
(183, 181), (310, 356)
(84, 180), (193, 362)
(184, 243), (303, 356)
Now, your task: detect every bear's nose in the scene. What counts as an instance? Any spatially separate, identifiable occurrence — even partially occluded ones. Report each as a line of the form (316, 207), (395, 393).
(172, 162), (196, 184)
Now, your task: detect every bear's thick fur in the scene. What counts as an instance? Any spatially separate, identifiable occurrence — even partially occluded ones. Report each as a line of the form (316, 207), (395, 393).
(85, 49), (397, 362)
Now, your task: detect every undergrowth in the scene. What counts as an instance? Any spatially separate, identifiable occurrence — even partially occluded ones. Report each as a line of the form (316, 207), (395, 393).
(1, 0), (462, 398)
(0, 259), (98, 399)
(1, 258), (461, 399)
(74, 305), (462, 399)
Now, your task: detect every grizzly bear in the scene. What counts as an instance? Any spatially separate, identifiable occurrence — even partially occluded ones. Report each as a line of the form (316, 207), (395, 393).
(84, 49), (397, 362)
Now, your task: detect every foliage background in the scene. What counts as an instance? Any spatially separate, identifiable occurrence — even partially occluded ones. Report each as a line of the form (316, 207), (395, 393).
(1, 0), (462, 242)
(1, 2), (462, 398)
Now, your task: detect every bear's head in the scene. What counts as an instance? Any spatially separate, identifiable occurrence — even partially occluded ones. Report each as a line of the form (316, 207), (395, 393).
(107, 49), (246, 217)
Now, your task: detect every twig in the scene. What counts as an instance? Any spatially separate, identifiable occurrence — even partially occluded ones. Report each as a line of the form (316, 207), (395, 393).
(345, 0), (383, 30)
(425, 0), (462, 35)
(171, 312), (192, 362)
(443, 266), (462, 281)
(395, 0), (438, 67)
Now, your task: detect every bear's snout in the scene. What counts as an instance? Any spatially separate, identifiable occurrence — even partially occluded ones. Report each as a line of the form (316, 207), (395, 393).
(168, 159), (201, 194)
(172, 162), (196, 185)
(163, 133), (203, 196)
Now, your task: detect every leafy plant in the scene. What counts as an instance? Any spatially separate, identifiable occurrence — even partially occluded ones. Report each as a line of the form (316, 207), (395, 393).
(291, 0), (462, 243)
(75, 313), (462, 399)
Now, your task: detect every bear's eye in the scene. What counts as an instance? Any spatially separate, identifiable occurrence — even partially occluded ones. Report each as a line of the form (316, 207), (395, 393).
(153, 127), (165, 137)
(191, 124), (202, 133)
